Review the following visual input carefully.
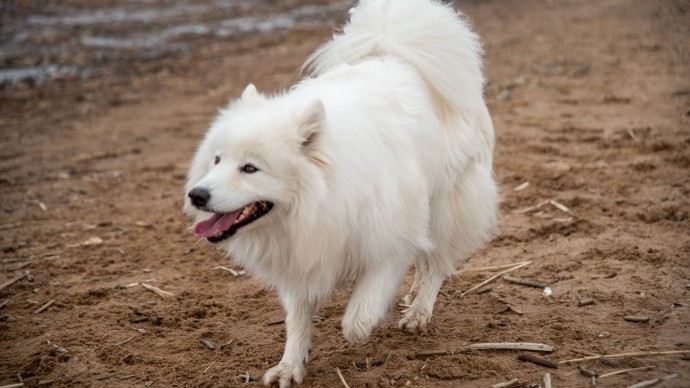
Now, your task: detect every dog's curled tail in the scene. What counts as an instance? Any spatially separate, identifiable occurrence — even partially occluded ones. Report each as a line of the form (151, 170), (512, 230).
(305, 0), (485, 115)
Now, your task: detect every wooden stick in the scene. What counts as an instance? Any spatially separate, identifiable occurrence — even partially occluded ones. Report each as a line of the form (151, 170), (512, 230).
(461, 261), (532, 296)
(0, 272), (28, 291)
(201, 339), (215, 349)
(517, 354), (558, 368)
(628, 374), (677, 388)
(578, 298), (594, 307)
(469, 343), (553, 352)
(503, 275), (547, 288)
(624, 315), (649, 323)
(140, 283), (173, 298)
(578, 365), (598, 377)
(549, 199), (579, 218)
(0, 299), (9, 309)
(335, 367), (350, 388)
(491, 378), (520, 388)
(543, 373), (552, 388)
(34, 299), (55, 314)
(599, 365), (655, 379)
(410, 342), (554, 358)
(559, 350), (690, 364)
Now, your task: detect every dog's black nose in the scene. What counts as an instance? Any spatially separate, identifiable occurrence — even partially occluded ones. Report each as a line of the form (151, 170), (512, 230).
(188, 187), (211, 208)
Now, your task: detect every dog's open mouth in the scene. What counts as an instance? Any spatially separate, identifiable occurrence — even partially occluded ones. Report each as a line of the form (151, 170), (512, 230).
(194, 201), (273, 243)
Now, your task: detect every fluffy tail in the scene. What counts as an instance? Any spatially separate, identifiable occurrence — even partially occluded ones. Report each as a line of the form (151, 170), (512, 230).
(305, 0), (486, 115)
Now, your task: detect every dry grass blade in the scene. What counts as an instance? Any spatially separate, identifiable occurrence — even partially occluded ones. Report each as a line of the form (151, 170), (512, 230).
(34, 299), (55, 314)
(0, 272), (28, 292)
(114, 336), (135, 346)
(460, 261), (532, 296)
(549, 199), (578, 218)
(455, 261), (531, 274)
(335, 367), (350, 388)
(559, 349), (690, 364)
(212, 266), (246, 276)
(202, 360), (216, 374)
(513, 181), (530, 192)
(140, 283), (173, 298)
(512, 200), (550, 215)
(599, 365), (655, 379)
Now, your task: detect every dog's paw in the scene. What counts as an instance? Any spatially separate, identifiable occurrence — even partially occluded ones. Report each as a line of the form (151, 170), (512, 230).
(263, 362), (306, 388)
(342, 314), (374, 344)
(398, 306), (431, 334)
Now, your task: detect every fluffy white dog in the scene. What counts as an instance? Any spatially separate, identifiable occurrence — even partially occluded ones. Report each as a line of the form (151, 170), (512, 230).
(184, 0), (497, 386)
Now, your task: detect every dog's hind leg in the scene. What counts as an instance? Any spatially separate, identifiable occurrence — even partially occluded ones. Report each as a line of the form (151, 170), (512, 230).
(264, 295), (317, 388)
(342, 261), (410, 344)
(398, 255), (447, 334)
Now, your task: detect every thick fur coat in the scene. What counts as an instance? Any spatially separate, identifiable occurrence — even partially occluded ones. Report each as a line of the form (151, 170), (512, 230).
(184, 0), (498, 386)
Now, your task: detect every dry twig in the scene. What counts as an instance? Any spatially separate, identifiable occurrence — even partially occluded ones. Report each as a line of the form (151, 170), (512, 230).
(628, 374), (677, 388)
(212, 266), (246, 276)
(202, 360), (216, 374)
(335, 367), (350, 388)
(599, 365), (655, 379)
(114, 336), (135, 346)
(517, 354), (558, 368)
(503, 275), (547, 288)
(34, 299), (55, 314)
(140, 283), (173, 298)
(0, 272), (28, 292)
(549, 199), (579, 218)
(410, 342), (554, 359)
(624, 315), (649, 323)
(543, 373), (552, 388)
(559, 350), (690, 364)
(491, 378), (520, 388)
(460, 261), (532, 296)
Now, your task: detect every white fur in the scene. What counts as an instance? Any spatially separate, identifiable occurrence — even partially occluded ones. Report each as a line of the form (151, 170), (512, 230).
(184, 0), (497, 386)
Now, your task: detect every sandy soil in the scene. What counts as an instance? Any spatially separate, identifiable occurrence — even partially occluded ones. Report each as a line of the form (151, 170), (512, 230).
(1, 0), (689, 386)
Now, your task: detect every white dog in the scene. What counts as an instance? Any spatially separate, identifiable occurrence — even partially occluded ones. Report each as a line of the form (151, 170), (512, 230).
(184, 0), (497, 386)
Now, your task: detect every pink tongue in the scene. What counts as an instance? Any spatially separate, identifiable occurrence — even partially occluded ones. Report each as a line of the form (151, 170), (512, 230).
(194, 210), (242, 238)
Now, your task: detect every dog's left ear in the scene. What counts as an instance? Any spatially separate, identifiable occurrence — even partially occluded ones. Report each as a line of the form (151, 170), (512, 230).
(298, 100), (329, 168)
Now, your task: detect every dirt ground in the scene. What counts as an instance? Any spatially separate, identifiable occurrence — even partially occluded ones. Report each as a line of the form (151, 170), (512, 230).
(1, 0), (689, 386)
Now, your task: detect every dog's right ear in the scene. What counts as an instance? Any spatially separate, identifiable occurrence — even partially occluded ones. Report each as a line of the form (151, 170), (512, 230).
(240, 83), (260, 102)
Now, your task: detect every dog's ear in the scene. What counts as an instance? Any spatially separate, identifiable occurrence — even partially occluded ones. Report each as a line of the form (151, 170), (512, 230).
(298, 100), (329, 168)
(241, 83), (260, 102)
(299, 100), (325, 150)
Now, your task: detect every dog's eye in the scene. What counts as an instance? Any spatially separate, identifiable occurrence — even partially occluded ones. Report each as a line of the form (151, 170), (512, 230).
(241, 163), (258, 174)
(214, 155), (220, 165)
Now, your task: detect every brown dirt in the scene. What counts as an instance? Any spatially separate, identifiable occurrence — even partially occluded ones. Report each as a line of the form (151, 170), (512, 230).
(1, 0), (689, 387)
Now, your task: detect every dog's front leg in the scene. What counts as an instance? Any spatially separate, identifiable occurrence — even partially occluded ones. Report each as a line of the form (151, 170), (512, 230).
(264, 294), (316, 387)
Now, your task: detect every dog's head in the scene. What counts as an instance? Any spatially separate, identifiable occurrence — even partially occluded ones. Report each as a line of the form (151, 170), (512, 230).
(184, 84), (329, 244)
